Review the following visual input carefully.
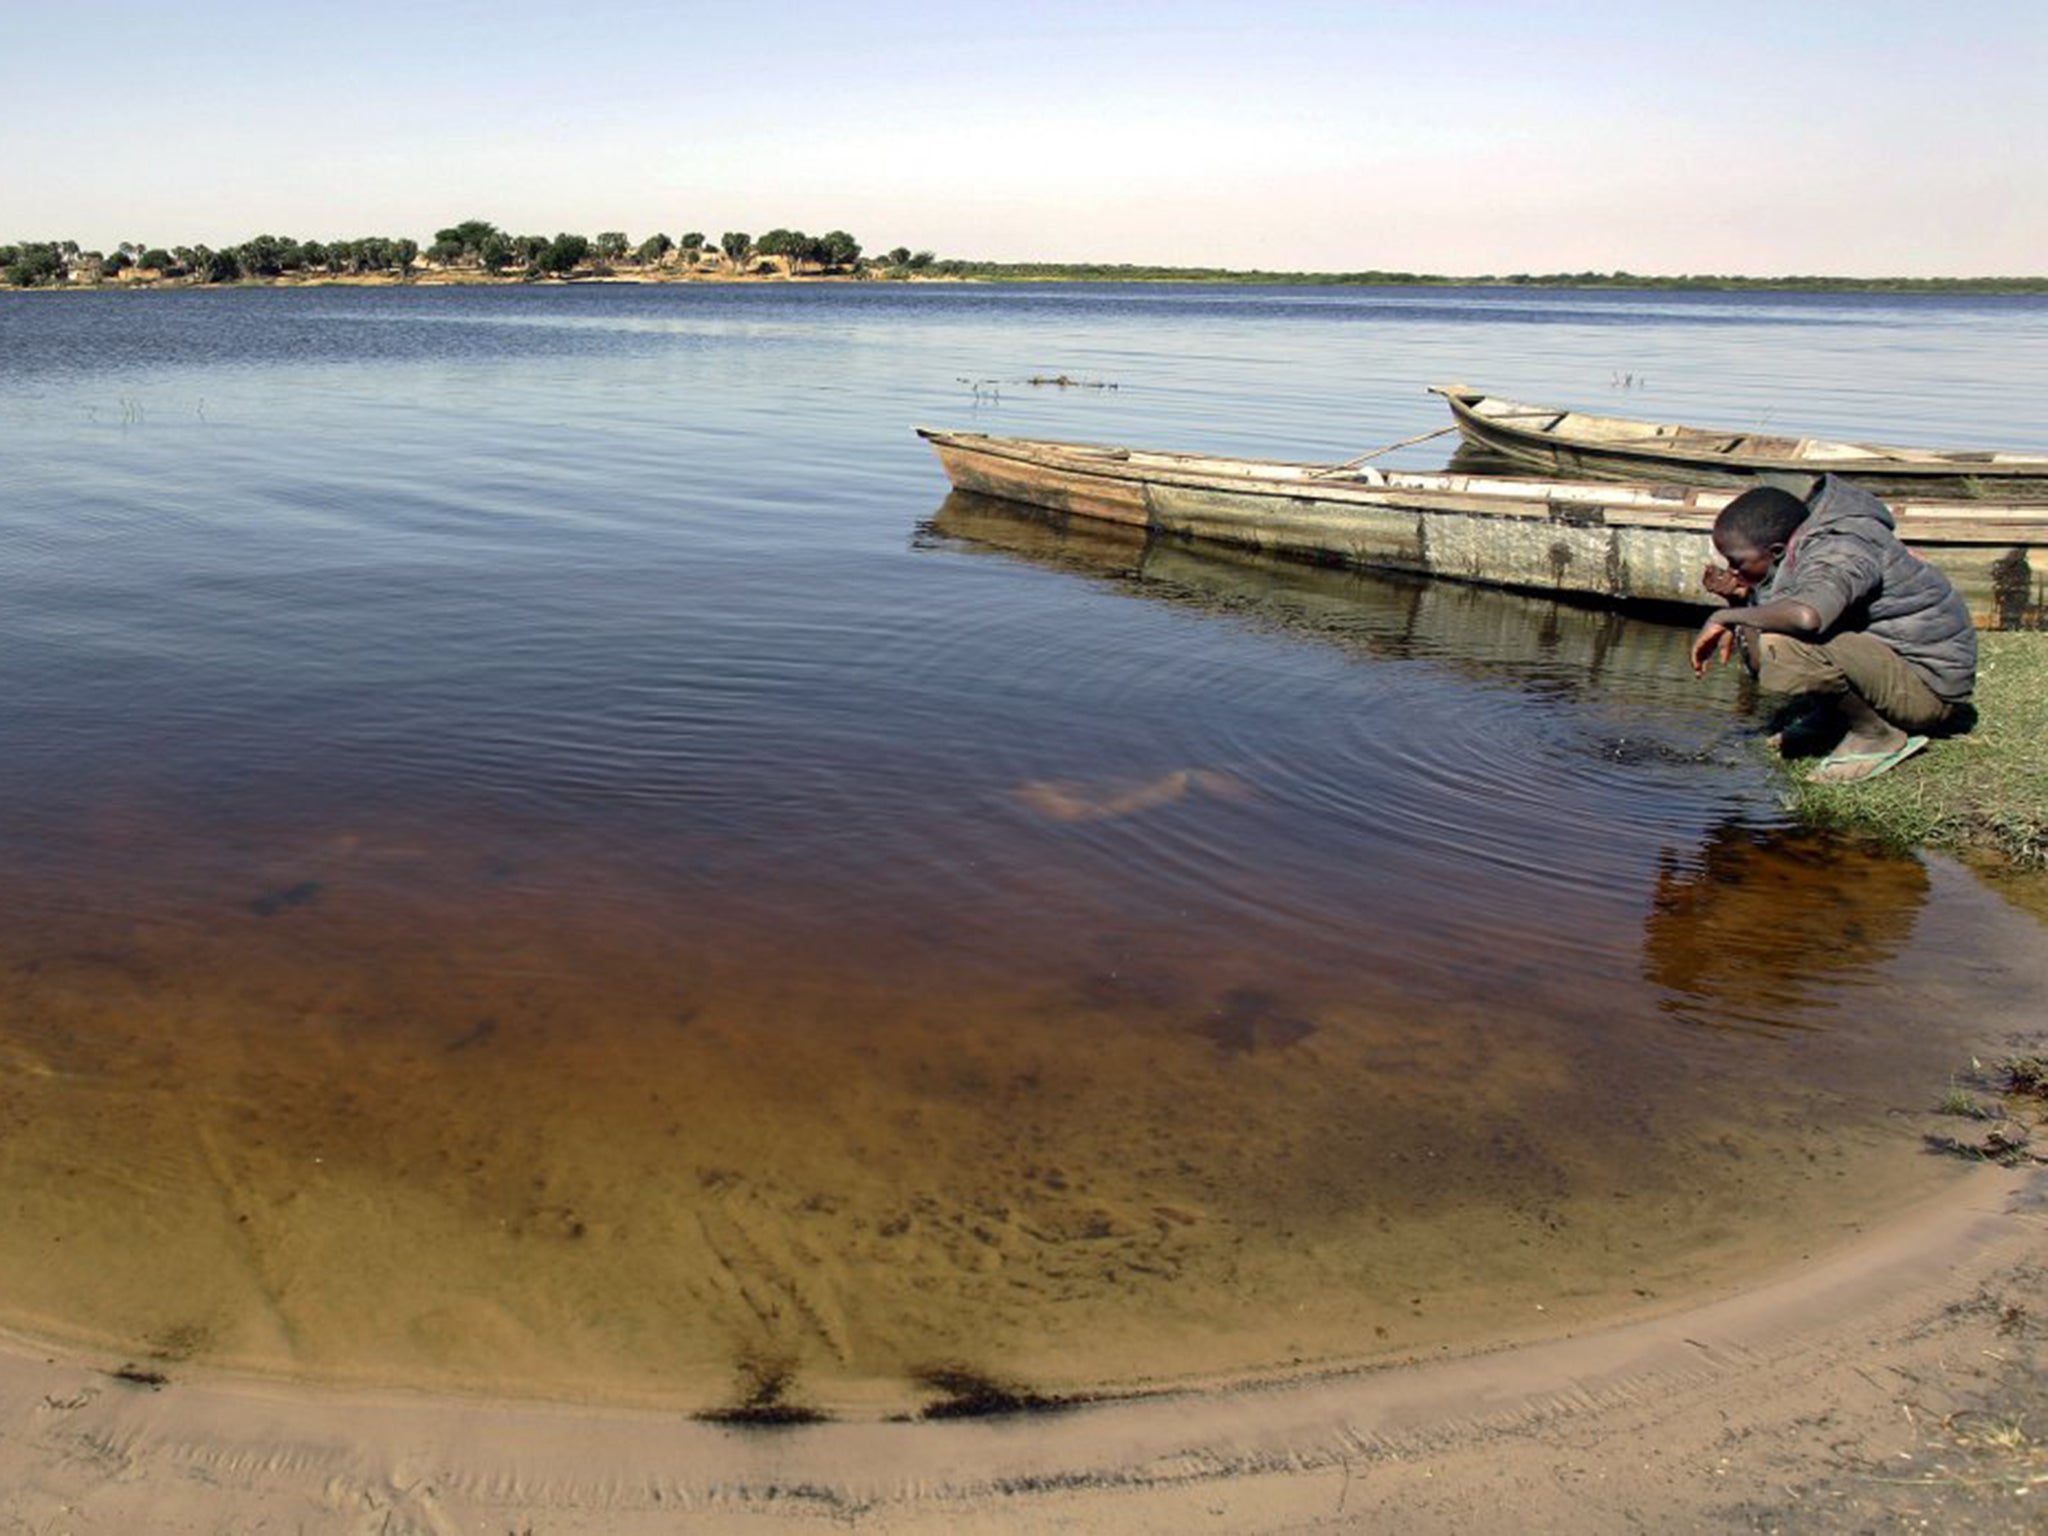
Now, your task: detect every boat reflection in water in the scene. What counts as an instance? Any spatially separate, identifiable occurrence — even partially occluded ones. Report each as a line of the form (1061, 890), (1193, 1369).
(923, 488), (1717, 710)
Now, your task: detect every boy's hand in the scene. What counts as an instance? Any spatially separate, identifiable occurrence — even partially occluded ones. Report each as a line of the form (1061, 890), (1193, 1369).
(1690, 617), (1737, 677)
(1701, 564), (1752, 602)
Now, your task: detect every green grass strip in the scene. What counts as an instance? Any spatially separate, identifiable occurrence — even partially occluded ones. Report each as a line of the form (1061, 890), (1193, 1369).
(1786, 632), (2048, 867)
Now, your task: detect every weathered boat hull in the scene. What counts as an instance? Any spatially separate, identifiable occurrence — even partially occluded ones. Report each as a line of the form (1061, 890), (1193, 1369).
(918, 429), (2048, 630)
(1432, 385), (2048, 501)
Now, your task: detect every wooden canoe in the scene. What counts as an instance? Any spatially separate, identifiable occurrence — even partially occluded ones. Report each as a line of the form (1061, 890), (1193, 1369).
(917, 428), (2048, 630)
(1431, 384), (2048, 500)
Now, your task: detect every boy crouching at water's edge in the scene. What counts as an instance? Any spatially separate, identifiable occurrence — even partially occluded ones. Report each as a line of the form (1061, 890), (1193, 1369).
(1690, 475), (1977, 783)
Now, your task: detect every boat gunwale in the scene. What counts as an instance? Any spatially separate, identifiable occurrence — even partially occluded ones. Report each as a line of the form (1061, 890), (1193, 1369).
(1429, 384), (2048, 480)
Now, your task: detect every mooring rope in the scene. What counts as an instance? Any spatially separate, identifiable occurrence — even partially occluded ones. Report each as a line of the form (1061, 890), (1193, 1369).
(1311, 422), (1459, 476)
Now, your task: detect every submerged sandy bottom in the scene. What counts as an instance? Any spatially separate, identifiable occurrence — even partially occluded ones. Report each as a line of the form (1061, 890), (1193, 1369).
(1, 1162), (2039, 1534)
(1, 800), (2038, 1417)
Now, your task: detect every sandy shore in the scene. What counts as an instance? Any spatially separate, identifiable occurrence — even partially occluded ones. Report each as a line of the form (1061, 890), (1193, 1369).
(2, 1164), (2040, 1534)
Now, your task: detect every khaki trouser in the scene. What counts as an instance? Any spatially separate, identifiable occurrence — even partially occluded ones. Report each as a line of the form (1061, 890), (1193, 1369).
(1754, 631), (1954, 732)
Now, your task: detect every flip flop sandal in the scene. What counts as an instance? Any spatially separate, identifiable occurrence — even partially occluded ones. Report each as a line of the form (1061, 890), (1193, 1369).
(1806, 735), (1929, 785)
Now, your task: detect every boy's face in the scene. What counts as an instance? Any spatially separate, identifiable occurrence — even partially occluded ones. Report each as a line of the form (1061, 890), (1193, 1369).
(1712, 532), (1782, 588)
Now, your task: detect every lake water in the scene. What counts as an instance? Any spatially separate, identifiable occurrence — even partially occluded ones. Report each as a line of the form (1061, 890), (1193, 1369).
(2, 282), (2045, 1414)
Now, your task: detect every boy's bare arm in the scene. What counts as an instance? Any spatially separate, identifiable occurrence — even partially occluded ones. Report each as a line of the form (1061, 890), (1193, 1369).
(1690, 597), (1824, 676)
(1708, 597), (1823, 634)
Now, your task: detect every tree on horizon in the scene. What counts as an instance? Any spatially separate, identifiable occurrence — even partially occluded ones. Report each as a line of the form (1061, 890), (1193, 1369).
(539, 233), (591, 275)
(430, 220), (502, 267)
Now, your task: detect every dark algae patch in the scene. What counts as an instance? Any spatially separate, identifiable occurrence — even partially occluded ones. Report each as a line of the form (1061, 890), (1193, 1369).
(248, 880), (323, 917)
(1194, 988), (1319, 1056)
(445, 1017), (498, 1052)
(912, 1365), (1092, 1420)
(696, 1358), (831, 1427)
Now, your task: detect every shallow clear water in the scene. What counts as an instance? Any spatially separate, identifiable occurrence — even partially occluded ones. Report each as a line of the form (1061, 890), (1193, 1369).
(1, 282), (2044, 1411)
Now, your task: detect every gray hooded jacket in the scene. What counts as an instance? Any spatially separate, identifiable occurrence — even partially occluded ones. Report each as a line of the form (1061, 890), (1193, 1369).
(1761, 476), (1977, 703)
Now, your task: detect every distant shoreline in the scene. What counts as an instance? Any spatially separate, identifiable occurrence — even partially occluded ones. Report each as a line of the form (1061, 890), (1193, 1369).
(12, 224), (2045, 294)
(11, 267), (2048, 296)
(921, 264), (2048, 295)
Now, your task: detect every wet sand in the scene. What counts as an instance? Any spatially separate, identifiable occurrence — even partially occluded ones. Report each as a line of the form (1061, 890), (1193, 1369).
(1, 1162), (2038, 1533)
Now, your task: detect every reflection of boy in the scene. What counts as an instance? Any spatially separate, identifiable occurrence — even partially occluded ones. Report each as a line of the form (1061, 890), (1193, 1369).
(1644, 820), (1929, 1018)
(1690, 477), (1976, 783)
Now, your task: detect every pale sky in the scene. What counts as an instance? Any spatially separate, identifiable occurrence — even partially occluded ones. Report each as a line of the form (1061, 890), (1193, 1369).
(5, 0), (2042, 276)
